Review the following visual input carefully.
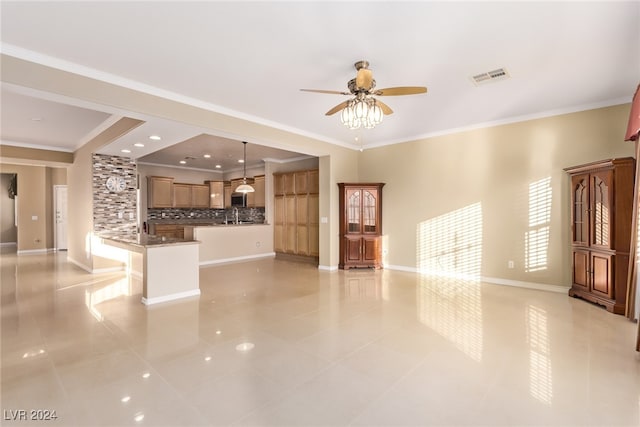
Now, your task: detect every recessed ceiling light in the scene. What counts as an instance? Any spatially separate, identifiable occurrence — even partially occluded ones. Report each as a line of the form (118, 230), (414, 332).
(179, 160), (187, 164)
(31, 117), (43, 122)
(204, 154), (211, 158)
(134, 143), (145, 148)
(238, 159), (244, 163)
(149, 135), (161, 141)
(215, 165), (221, 169)
(121, 149), (131, 153)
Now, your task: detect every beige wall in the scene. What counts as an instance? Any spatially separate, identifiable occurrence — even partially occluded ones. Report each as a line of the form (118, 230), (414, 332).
(0, 164), (66, 251)
(359, 104), (635, 287)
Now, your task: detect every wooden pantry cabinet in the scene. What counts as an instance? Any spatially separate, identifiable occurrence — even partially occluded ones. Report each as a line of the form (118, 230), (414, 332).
(338, 183), (384, 269)
(565, 157), (635, 314)
(274, 170), (319, 258)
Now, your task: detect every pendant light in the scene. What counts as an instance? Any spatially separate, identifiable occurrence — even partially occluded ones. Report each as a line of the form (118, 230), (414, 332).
(235, 141), (255, 193)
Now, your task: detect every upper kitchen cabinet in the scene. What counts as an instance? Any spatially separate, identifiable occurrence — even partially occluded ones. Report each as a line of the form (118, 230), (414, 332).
(247, 175), (265, 208)
(191, 184), (210, 208)
(174, 183), (211, 208)
(173, 183), (192, 208)
(207, 181), (224, 209)
(148, 176), (174, 208)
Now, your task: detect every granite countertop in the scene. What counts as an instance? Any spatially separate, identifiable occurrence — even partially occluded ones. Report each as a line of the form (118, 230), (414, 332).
(100, 233), (200, 250)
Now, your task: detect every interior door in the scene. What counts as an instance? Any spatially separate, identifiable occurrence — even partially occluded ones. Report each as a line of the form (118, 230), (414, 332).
(54, 185), (68, 250)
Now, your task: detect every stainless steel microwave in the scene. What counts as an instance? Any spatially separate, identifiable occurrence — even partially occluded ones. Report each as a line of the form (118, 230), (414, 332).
(231, 193), (246, 207)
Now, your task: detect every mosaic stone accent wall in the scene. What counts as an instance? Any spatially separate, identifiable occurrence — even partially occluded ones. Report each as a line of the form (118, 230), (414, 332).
(92, 154), (137, 237)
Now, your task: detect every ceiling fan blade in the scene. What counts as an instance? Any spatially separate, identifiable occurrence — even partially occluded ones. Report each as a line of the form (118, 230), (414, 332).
(373, 86), (428, 96)
(356, 69), (373, 90)
(325, 101), (350, 116)
(375, 99), (394, 115)
(301, 89), (350, 95)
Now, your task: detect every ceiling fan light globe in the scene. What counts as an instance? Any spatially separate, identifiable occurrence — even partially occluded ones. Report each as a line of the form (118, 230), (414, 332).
(341, 105), (355, 125)
(347, 118), (361, 130)
(354, 100), (369, 119)
(367, 103), (383, 125)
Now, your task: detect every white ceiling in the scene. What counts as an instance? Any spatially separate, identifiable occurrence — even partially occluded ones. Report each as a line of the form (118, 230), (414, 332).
(1, 1), (638, 170)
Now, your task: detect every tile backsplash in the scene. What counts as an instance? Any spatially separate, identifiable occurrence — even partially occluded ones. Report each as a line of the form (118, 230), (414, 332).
(147, 207), (265, 223)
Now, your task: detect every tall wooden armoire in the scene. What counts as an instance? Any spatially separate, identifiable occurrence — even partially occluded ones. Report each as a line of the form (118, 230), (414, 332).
(338, 183), (384, 269)
(565, 157), (635, 314)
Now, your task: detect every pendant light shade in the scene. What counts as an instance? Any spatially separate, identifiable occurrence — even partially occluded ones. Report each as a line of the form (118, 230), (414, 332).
(236, 141), (255, 193)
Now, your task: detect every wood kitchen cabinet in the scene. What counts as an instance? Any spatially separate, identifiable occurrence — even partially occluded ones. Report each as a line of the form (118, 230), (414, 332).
(565, 158), (635, 314)
(207, 181), (224, 209)
(173, 183), (192, 208)
(173, 183), (210, 208)
(153, 224), (184, 239)
(147, 176), (174, 208)
(273, 169), (319, 260)
(191, 184), (210, 208)
(247, 175), (265, 208)
(339, 183), (384, 269)
(224, 182), (231, 208)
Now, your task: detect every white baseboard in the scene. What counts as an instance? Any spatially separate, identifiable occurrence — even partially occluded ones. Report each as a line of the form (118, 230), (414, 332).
(318, 264), (338, 271)
(67, 256), (125, 274)
(141, 289), (201, 306)
(481, 276), (568, 293)
(67, 256), (93, 273)
(199, 252), (275, 267)
(384, 264), (418, 273)
(16, 248), (52, 255)
(0, 242), (17, 247)
(384, 265), (568, 293)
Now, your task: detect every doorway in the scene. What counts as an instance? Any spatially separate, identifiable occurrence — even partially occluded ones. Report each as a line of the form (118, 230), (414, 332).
(0, 173), (17, 248)
(53, 185), (68, 251)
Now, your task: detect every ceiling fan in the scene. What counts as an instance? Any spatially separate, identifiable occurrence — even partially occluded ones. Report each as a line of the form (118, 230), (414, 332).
(301, 60), (427, 129)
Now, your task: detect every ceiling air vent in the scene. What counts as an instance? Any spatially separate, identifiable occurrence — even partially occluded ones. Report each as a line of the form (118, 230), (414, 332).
(470, 67), (510, 86)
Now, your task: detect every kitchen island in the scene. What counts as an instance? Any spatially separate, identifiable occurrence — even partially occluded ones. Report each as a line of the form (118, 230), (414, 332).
(100, 233), (201, 306)
(183, 223), (274, 266)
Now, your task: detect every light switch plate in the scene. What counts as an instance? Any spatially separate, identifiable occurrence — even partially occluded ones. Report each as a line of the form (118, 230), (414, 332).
(31, 215), (38, 221)
(321, 216), (328, 224)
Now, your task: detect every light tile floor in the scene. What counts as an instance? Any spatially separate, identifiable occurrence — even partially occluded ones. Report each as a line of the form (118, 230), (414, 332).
(1, 248), (639, 426)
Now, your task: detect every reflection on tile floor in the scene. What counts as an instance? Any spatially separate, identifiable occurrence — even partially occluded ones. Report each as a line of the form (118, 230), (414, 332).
(2, 249), (639, 426)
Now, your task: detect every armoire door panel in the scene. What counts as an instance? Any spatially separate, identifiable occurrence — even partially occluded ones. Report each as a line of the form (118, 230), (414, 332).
(363, 237), (379, 262)
(346, 238), (362, 262)
(590, 170), (613, 250)
(571, 174), (589, 246)
(591, 252), (612, 298)
(572, 249), (589, 289)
